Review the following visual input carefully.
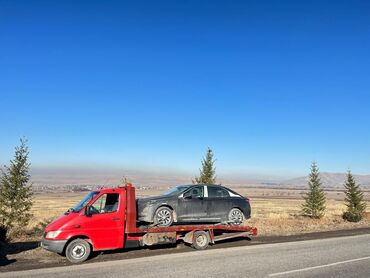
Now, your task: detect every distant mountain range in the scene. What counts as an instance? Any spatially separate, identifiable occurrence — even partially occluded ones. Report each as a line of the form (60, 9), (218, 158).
(281, 172), (370, 189)
(29, 168), (370, 191)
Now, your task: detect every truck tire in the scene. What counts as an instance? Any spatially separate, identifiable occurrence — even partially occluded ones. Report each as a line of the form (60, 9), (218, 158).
(65, 239), (91, 263)
(192, 231), (210, 250)
(154, 207), (174, 227)
(228, 208), (245, 225)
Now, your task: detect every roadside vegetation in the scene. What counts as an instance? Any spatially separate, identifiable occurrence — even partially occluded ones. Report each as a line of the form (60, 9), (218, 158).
(342, 171), (367, 222)
(192, 147), (217, 184)
(248, 198), (370, 236)
(301, 162), (326, 218)
(0, 138), (33, 242)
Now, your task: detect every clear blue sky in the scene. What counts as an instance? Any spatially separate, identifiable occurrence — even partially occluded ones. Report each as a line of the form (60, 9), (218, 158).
(1, 0), (370, 178)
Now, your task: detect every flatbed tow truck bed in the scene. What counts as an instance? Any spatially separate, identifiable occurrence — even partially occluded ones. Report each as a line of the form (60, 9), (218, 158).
(124, 184), (257, 249)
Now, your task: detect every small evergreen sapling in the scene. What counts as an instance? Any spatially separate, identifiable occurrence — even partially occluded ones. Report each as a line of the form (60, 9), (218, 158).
(193, 147), (217, 184)
(0, 138), (33, 233)
(342, 171), (366, 222)
(302, 162), (326, 219)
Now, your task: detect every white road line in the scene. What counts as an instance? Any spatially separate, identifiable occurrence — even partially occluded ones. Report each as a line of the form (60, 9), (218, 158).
(268, 256), (370, 277)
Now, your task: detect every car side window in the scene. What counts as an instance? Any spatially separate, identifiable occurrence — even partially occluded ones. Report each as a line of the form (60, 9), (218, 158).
(208, 187), (230, 198)
(91, 193), (119, 214)
(184, 186), (204, 198)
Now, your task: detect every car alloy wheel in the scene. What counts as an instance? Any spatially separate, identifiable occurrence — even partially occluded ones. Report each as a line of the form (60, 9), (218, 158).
(155, 207), (173, 227)
(228, 208), (245, 225)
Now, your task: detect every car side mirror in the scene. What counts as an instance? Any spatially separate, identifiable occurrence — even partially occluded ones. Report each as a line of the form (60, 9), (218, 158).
(85, 205), (92, 217)
(184, 194), (192, 199)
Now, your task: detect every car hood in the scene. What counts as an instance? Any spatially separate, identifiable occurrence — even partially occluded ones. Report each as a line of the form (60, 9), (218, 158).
(137, 195), (171, 205)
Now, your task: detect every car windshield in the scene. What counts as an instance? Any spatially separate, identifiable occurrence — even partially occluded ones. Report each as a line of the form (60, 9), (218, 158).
(161, 185), (190, 196)
(72, 191), (99, 212)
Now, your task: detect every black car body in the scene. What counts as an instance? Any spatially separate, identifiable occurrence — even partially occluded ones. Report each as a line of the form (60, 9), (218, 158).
(137, 184), (251, 226)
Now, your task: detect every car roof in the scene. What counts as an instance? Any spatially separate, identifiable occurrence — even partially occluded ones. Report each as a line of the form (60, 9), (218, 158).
(178, 184), (229, 189)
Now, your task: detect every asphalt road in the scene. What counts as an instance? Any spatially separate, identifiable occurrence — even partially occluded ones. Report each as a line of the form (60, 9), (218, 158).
(1, 234), (369, 278)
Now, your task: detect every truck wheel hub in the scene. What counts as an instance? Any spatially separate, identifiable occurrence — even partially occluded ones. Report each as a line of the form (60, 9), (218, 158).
(196, 235), (206, 246)
(72, 245), (85, 258)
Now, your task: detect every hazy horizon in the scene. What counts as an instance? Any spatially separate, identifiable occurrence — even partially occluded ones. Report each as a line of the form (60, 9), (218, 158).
(28, 165), (288, 185)
(24, 166), (370, 188)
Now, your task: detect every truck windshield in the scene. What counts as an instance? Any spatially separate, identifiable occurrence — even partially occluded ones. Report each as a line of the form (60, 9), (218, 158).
(72, 191), (99, 212)
(161, 186), (189, 196)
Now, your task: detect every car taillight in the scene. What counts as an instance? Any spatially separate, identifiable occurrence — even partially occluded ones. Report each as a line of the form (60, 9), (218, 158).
(245, 197), (250, 202)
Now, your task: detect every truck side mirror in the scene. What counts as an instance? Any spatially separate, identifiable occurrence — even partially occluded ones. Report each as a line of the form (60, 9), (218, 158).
(85, 205), (92, 217)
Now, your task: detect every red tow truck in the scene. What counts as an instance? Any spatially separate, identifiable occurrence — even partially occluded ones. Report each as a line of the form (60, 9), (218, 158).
(41, 183), (257, 263)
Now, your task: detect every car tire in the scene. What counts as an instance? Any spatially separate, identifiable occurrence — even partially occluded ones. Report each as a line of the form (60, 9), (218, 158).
(192, 231), (210, 250)
(154, 207), (174, 227)
(65, 239), (91, 263)
(228, 208), (245, 225)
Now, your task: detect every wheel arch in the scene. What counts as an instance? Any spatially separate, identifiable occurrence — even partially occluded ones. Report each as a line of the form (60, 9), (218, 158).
(230, 205), (248, 216)
(63, 235), (93, 253)
(153, 204), (177, 222)
(230, 206), (243, 212)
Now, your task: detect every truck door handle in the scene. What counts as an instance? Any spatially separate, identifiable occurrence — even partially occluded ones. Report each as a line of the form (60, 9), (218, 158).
(112, 217), (121, 221)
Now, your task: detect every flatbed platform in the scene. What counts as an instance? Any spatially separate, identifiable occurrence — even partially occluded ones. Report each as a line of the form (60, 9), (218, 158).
(132, 224), (257, 235)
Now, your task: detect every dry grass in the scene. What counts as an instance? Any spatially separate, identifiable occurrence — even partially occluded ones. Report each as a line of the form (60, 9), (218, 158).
(247, 198), (370, 236)
(22, 191), (370, 240)
(31, 192), (83, 223)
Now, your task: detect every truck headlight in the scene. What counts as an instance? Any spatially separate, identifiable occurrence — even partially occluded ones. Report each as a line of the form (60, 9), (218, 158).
(45, 230), (62, 239)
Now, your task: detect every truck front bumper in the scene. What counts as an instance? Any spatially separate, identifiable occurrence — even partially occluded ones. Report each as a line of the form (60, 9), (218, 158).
(40, 238), (68, 254)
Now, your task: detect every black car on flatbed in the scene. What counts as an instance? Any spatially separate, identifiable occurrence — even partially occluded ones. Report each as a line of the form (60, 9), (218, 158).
(137, 184), (251, 227)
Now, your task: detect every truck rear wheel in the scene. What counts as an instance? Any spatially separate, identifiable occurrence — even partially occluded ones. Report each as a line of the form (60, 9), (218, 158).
(65, 239), (91, 263)
(192, 231), (210, 250)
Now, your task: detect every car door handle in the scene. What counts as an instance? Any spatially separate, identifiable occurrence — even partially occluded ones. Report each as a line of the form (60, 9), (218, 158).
(112, 217), (121, 221)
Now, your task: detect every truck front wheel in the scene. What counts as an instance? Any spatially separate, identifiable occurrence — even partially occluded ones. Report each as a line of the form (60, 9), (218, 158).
(65, 239), (91, 263)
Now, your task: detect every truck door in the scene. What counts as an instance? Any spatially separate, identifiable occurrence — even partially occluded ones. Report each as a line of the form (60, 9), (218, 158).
(177, 185), (207, 221)
(82, 193), (124, 250)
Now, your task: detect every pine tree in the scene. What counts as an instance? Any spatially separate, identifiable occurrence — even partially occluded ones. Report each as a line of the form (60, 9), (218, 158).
(193, 147), (217, 184)
(302, 162), (326, 218)
(342, 171), (366, 222)
(0, 138), (33, 231)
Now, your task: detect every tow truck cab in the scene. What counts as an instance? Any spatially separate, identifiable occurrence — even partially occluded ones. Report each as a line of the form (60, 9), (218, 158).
(42, 186), (128, 254)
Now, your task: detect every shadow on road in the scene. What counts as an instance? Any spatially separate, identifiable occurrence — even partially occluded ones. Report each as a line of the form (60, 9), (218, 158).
(0, 241), (39, 267)
(0, 252), (16, 267)
(88, 236), (252, 263)
(2, 226), (370, 272)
